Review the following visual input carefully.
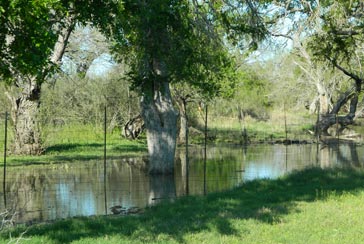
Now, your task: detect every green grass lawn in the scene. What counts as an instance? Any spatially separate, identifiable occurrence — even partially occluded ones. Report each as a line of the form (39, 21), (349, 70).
(2, 167), (364, 244)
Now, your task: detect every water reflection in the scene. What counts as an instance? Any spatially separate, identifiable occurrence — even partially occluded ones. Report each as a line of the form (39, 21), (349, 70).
(1, 143), (364, 224)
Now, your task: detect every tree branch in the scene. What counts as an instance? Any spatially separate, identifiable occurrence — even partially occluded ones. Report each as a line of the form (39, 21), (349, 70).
(325, 55), (362, 85)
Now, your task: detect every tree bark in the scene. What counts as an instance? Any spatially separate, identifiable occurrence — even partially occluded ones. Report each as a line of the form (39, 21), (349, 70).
(141, 81), (178, 175)
(123, 115), (144, 139)
(4, 15), (75, 155)
(316, 55), (363, 136)
(6, 78), (43, 155)
(316, 87), (359, 135)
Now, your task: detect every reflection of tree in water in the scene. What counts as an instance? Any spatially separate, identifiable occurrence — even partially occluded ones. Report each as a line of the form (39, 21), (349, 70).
(176, 147), (244, 196)
(108, 159), (177, 207)
(319, 142), (362, 168)
(148, 175), (176, 203)
(175, 154), (187, 197)
(1, 170), (53, 223)
(108, 159), (151, 209)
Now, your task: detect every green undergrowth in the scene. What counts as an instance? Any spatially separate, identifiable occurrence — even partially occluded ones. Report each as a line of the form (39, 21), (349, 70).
(2, 167), (364, 243)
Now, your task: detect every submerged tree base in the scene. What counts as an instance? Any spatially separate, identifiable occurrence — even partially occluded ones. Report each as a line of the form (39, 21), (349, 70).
(141, 81), (178, 176)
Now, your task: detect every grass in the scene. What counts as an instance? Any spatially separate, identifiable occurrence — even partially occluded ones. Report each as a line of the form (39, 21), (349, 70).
(0, 116), (316, 166)
(0, 124), (147, 166)
(2, 167), (364, 243)
(193, 113), (316, 144)
(0, 113), (362, 166)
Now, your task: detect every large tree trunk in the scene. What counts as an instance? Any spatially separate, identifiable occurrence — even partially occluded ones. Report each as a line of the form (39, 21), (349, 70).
(141, 81), (178, 175)
(316, 85), (359, 135)
(3, 15), (74, 155)
(6, 79), (42, 155)
(316, 58), (363, 136)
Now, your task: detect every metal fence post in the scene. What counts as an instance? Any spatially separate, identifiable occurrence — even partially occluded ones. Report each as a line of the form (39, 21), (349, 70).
(104, 106), (107, 215)
(3, 112), (8, 207)
(184, 100), (189, 196)
(203, 105), (207, 196)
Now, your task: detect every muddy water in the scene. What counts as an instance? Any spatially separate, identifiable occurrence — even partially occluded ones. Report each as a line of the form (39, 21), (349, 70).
(0, 143), (362, 223)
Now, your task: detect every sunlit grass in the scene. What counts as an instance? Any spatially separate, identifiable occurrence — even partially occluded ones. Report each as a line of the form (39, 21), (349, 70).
(0, 123), (147, 166)
(1, 114), (316, 166)
(194, 111), (316, 144)
(2, 167), (364, 243)
(0, 111), (358, 166)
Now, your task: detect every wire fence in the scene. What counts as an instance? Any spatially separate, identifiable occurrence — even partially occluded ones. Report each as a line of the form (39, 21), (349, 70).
(0, 107), (324, 224)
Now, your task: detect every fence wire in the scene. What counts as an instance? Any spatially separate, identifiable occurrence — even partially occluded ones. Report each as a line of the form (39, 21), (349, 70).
(0, 109), (322, 224)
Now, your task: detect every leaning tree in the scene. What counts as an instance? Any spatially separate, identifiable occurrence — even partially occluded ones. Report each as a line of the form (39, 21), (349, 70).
(307, 0), (364, 135)
(265, 0), (364, 135)
(0, 0), (122, 154)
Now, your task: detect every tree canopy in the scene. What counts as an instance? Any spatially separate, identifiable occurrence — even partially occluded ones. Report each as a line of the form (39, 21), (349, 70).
(0, 0), (122, 83)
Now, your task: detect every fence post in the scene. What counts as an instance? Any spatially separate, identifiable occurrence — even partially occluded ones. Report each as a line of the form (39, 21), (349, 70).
(315, 101), (320, 165)
(183, 99), (189, 196)
(284, 103), (288, 143)
(336, 113), (339, 142)
(203, 105), (207, 196)
(3, 112), (8, 207)
(103, 106), (107, 215)
(315, 101), (320, 142)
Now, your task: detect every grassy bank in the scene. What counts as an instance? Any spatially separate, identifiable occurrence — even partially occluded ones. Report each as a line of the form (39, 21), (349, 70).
(0, 113), (362, 167)
(2, 167), (364, 243)
(0, 124), (147, 166)
(192, 113), (316, 144)
(0, 116), (316, 166)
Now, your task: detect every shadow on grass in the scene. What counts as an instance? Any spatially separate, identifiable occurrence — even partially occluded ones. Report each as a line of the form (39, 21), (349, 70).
(4, 167), (364, 243)
(4, 142), (147, 166)
(45, 142), (146, 154)
(45, 143), (104, 153)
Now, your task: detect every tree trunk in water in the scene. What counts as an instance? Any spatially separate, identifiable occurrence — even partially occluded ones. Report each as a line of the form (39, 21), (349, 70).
(6, 81), (42, 155)
(141, 81), (178, 175)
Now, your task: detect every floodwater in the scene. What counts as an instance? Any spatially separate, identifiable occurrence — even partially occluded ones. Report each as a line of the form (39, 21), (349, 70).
(1, 143), (363, 224)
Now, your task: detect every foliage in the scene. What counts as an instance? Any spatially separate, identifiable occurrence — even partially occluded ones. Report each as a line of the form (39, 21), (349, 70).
(311, 1), (363, 57)
(111, 0), (271, 98)
(0, 0), (57, 81)
(210, 65), (271, 121)
(307, 1), (364, 75)
(0, 0), (273, 103)
(0, 0), (123, 83)
(64, 25), (112, 76)
(0, 83), (10, 113)
(40, 71), (140, 128)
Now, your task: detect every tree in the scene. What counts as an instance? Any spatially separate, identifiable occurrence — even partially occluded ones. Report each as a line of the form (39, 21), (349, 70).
(0, 0), (122, 154)
(262, 0), (364, 135)
(306, 0), (364, 134)
(172, 43), (238, 145)
(113, 0), (265, 174)
(64, 25), (113, 76)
